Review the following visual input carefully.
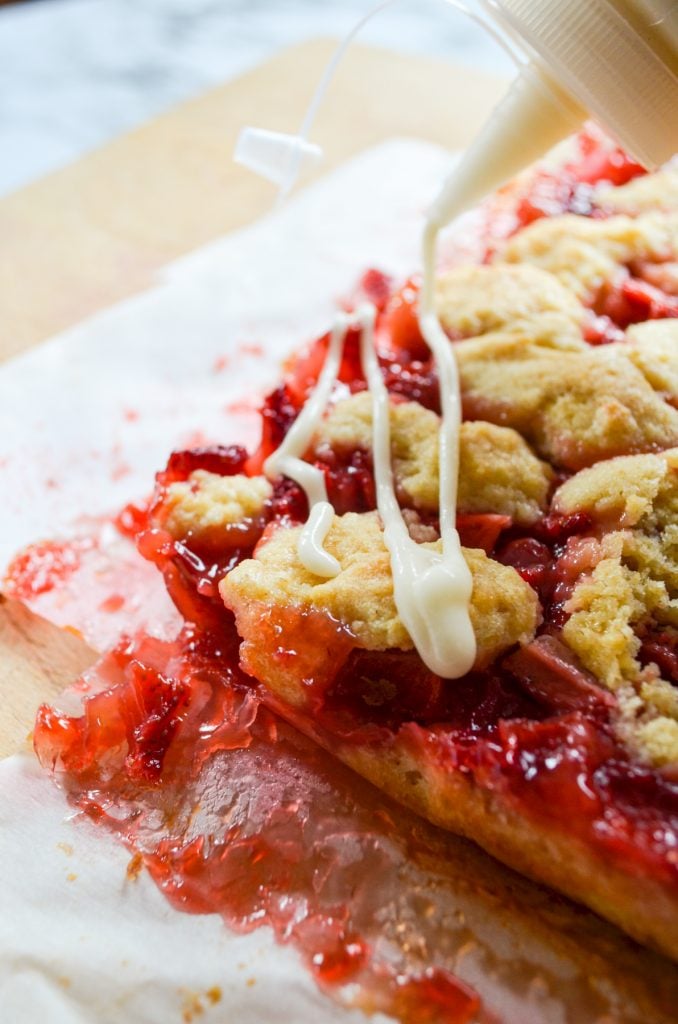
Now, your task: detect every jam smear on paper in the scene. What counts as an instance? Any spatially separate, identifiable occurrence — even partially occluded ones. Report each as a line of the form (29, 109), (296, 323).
(7, 539), (89, 599)
(35, 627), (482, 1023)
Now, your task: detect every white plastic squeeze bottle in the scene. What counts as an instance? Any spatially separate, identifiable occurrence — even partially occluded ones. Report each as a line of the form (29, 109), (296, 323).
(429, 0), (678, 227)
(236, 1), (678, 219)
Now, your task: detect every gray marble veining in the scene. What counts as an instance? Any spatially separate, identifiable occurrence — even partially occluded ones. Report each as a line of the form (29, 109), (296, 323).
(0, 0), (511, 196)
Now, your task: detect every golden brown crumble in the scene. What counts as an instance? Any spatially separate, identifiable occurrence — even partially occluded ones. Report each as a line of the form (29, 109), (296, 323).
(595, 166), (678, 213)
(435, 264), (584, 340)
(313, 393), (552, 523)
(160, 471), (272, 542)
(456, 329), (678, 469)
(498, 211), (678, 301)
(554, 451), (678, 766)
(220, 511), (538, 669)
(624, 319), (678, 402)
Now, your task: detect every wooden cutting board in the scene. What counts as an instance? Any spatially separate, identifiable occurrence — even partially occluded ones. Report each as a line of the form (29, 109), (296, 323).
(0, 39), (506, 362)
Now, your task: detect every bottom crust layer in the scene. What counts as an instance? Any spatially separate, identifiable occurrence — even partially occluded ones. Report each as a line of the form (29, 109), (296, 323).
(261, 689), (678, 963)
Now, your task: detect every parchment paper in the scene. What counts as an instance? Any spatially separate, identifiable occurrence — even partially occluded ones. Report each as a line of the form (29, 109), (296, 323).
(0, 139), (455, 1024)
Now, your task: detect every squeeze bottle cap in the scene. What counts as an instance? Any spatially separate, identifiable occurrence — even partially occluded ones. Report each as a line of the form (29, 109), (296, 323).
(234, 127), (323, 190)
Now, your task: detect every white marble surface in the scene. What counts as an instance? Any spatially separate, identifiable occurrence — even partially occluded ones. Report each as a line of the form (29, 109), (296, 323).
(0, 0), (512, 196)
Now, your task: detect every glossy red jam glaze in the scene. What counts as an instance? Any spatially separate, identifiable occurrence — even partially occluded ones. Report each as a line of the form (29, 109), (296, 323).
(33, 626), (486, 1024)
(186, 476), (674, 890)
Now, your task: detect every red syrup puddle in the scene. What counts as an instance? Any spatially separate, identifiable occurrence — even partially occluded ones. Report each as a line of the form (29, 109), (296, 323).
(34, 628), (481, 1024)
(33, 625), (678, 1024)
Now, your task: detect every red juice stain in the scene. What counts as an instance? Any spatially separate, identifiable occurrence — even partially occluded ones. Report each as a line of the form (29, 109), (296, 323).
(99, 594), (125, 613)
(5, 539), (86, 599)
(111, 461), (131, 482)
(239, 342), (264, 358)
(213, 355), (230, 373)
(181, 430), (212, 449)
(123, 408), (140, 423)
(223, 398), (258, 416)
(34, 618), (675, 1023)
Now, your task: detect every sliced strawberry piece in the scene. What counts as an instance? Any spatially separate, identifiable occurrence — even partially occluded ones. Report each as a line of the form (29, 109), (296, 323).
(639, 631), (678, 686)
(505, 635), (615, 713)
(597, 275), (678, 328)
(456, 513), (511, 555)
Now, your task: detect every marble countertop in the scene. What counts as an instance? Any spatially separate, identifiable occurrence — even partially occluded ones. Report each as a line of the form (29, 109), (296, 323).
(0, 0), (512, 197)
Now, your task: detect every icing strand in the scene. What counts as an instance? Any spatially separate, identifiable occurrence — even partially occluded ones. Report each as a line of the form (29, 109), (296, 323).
(297, 500), (338, 577)
(358, 304), (476, 679)
(264, 255), (476, 676)
(421, 220), (462, 536)
(264, 313), (350, 577)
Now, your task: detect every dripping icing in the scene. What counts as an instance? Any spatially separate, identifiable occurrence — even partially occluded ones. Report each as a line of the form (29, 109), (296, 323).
(265, 247), (476, 676)
(264, 313), (350, 578)
(359, 301), (475, 680)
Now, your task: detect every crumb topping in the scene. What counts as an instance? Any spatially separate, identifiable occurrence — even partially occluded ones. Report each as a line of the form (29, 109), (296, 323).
(624, 319), (678, 402)
(435, 263), (584, 340)
(553, 450), (676, 527)
(314, 393), (551, 522)
(456, 330), (678, 470)
(554, 451), (678, 766)
(457, 420), (552, 525)
(595, 166), (678, 213)
(160, 471), (272, 541)
(498, 212), (678, 301)
(220, 511), (539, 669)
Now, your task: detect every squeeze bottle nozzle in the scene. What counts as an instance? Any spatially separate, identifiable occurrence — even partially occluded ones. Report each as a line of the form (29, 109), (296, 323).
(428, 61), (585, 227)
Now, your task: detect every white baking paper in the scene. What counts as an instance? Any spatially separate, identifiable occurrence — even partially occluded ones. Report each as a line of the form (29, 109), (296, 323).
(0, 139), (455, 1024)
(0, 139), (456, 572)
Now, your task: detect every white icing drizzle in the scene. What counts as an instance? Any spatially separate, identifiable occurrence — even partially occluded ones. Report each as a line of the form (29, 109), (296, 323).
(263, 313), (350, 578)
(264, 225), (476, 677)
(358, 302), (476, 679)
(297, 499), (337, 576)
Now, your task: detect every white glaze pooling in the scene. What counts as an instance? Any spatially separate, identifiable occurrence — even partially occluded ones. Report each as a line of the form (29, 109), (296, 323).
(264, 312), (350, 578)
